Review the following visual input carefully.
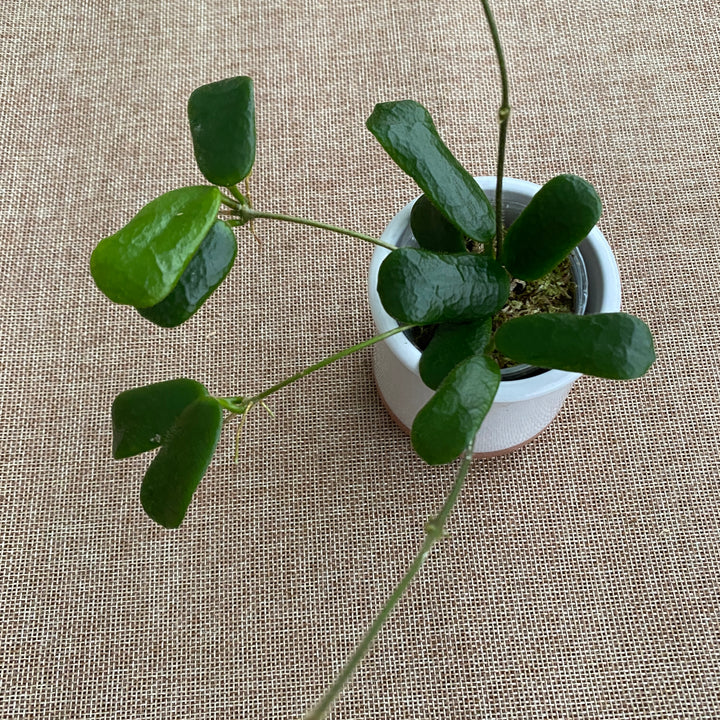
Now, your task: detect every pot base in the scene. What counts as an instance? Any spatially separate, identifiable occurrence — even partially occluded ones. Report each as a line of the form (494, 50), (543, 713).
(375, 384), (547, 458)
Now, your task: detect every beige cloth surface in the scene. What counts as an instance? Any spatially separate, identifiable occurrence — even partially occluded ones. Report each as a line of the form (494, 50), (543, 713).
(2, 0), (719, 717)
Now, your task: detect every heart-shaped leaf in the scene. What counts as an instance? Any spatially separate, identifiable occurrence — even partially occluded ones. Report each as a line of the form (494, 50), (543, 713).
(412, 355), (501, 465)
(112, 378), (209, 459)
(419, 318), (493, 390)
(140, 396), (224, 529)
(367, 100), (495, 244)
(377, 247), (509, 325)
(91, 186), (222, 307)
(188, 76), (256, 186)
(137, 220), (237, 327)
(410, 194), (466, 253)
(494, 312), (656, 379)
(500, 174), (602, 281)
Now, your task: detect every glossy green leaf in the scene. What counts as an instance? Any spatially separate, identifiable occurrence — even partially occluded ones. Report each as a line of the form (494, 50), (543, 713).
(419, 318), (493, 390)
(367, 101), (495, 244)
(494, 312), (656, 379)
(137, 220), (237, 327)
(91, 186), (222, 308)
(188, 76), (256, 186)
(377, 247), (509, 325)
(412, 355), (500, 465)
(140, 396), (224, 529)
(112, 378), (209, 459)
(410, 194), (466, 253)
(500, 174), (602, 281)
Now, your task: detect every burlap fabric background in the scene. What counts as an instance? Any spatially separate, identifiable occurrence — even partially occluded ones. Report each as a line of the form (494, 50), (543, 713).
(2, 0), (718, 717)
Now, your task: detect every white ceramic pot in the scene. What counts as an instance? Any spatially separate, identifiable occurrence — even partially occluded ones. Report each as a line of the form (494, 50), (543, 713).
(368, 176), (622, 456)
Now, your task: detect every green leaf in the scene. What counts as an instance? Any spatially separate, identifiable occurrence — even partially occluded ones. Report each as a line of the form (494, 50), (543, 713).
(419, 318), (493, 390)
(500, 174), (602, 281)
(140, 396), (224, 528)
(188, 76), (256, 186)
(410, 194), (466, 253)
(412, 355), (500, 465)
(367, 100), (495, 244)
(112, 378), (209, 459)
(377, 247), (509, 325)
(91, 186), (222, 308)
(494, 312), (656, 379)
(137, 220), (237, 327)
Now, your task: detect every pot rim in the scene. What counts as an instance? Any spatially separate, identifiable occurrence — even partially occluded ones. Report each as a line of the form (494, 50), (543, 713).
(367, 175), (623, 403)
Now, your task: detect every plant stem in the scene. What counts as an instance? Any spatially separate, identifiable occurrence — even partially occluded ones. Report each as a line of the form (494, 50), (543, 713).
(240, 207), (396, 251)
(221, 325), (413, 412)
(249, 324), (411, 403)
(228, 184), (248, 205)
(219, 192), (242, 210)
(480, 0), (511, 260)
(304, 445), (475, 720)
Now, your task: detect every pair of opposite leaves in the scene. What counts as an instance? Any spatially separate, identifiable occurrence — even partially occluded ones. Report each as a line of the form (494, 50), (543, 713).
(91, 77), (256, 326)
(112, 379), (224, 528)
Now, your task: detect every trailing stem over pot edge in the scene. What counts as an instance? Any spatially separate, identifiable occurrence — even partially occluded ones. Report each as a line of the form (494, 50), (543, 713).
(90, 2), (655, 717)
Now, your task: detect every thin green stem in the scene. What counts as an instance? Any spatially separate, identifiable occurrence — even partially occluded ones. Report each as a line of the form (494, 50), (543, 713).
(248, 325), (413, 403)
(221, 325), (413, 412)
(241, 207), (396, 251)
(480, 0), (511, 260)
(228, 184), (248, 205)
(219, 192), (242, 210)
(304, 445), (475, 720)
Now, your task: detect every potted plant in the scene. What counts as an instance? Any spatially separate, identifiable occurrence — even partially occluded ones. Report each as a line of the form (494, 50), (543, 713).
(89, 2), (655, 715)
(368, 174), (624, 455)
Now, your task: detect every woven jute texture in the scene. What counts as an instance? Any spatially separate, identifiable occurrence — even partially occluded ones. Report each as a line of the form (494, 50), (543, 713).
(2, 0), (718, 717)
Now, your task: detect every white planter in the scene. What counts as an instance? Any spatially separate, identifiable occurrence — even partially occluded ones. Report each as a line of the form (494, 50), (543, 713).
(368, 176), (622, 456)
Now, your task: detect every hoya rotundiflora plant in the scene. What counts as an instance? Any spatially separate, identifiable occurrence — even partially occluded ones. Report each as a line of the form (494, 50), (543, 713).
(90, 3), (655, 716)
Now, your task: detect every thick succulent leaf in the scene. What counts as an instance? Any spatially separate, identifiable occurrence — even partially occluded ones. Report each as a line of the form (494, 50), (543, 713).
(410, 194), (466, 253)
(412, 355), (501, 465)
(367, 101), (495, 244)
(91, 186), (222, 308)
(419, 319), (493, 390)
(138, 220), (237, 327)
(500, 174), (602, 281)
(140, 396), (224, 529)
(377, 247), (509, 325)
(112, 378), (209, 459)
(188, 76), (256, 186)
(494, 312), (656, 379)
